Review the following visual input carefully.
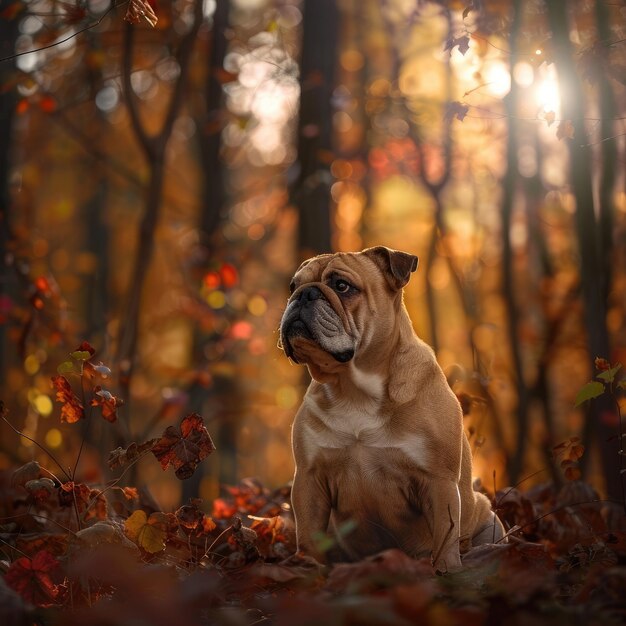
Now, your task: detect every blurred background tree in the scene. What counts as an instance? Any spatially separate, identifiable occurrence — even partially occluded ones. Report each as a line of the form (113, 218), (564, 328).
(0, 0), (624, 509)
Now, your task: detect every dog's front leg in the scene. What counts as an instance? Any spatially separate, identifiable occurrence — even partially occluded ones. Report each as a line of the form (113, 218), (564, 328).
(291, 467), (331, 562)
(426, 478), (462, 574)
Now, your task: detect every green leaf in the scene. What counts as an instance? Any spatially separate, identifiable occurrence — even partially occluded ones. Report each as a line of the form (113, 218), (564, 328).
(597, 364), (622, 384)
(70, 350), (92, 361)
(57, 361), (75, 374)
(574, 381), (605, 407)
(616, 380), (626, 391)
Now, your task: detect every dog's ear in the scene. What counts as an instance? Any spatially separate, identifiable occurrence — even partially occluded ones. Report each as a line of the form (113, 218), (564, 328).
(363, 246), (418, 290)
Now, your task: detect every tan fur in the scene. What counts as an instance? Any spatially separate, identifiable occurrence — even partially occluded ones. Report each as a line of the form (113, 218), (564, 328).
(280, 247), (504, 573)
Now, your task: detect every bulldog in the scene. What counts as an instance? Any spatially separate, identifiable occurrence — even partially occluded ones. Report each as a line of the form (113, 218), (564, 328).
(279, 246), (504, 573)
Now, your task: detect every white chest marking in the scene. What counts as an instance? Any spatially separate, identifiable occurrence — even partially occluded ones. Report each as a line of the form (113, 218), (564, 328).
(348, 364), (385, 401)
(301, 394), (429, 470)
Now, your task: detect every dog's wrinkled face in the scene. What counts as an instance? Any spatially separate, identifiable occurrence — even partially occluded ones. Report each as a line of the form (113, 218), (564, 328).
(279, 246), (418, 379)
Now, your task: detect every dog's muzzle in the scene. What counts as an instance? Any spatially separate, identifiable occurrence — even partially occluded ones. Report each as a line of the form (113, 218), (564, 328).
(280, 286), (354, 364)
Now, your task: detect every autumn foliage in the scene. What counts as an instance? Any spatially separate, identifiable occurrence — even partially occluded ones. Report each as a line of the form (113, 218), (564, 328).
(1, 0), (626, 623)
(0, 343), (624, 625)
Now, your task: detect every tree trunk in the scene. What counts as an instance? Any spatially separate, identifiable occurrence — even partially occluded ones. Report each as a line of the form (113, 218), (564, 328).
(545, 0), (619, 501)
(501, 0), (530, 484)
(198, 0), (229, 245)
(183, 0), (231, 502)
(292, 0), (339, 257)
(117, 4), (203, 414)
(0, 17), (19, 381)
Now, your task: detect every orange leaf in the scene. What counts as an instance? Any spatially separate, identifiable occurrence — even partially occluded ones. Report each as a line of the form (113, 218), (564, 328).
(51, 375), (85, 423)
(16, 98), (29, 115)
(91, 386), (122, 422)
(201, 516), (217, 533)
(543, 110), (556, 127)
(556, 119), (574, 140)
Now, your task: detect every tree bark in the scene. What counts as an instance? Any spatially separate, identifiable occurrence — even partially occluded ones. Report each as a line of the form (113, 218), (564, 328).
(198, 0), (229, 245)
(292, 0), (339, 257)
(183, 0), (232, 502)
(545, 0), (619, 501)
(117, 2), (203, 413)
(501, 0), (530, 484)
(0, 16), (19, 381)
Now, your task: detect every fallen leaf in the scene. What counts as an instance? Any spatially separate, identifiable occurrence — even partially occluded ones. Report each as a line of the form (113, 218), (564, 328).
(326, 549), (433, 593)
(75, 521), (139, 552)
(124, 510), (168, 553)
(24, 478), (56, 503)
(4, 550), (61, 607)
(11, 461), (42, 488)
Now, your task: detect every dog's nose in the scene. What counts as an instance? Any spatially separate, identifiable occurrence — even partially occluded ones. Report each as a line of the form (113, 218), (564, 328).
(299, 286), (323, 302)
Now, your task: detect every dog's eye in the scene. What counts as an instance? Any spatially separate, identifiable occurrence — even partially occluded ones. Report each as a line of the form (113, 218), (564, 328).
(289, 280), (296, 294)
(335, 279), (351, 293)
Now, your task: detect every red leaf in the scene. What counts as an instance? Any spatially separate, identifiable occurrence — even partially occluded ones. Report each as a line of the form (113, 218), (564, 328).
(91, 386), (122, 422)
(5, 550), (61, 607)
(1, 2), (24, 19)
(125, 0), (158, 27)
(151, 413), (216, 480)
(39, 95), (56, 113)
(220, 263), (239, 288)
(51, 375), (85, 423)
(595, 357), (611, 372)
(75, 341), (96, 356)
(59, 1), (87, 25)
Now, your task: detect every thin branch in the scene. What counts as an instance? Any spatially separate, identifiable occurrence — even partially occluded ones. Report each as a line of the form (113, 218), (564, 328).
(122, 20), (155, 160)
(159, 0), (205, 147)
(0, 2), (127, 64)
(1, 411), (72, 482)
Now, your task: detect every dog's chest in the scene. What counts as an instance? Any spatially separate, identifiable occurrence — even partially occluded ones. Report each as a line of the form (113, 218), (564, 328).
(301, 394), (430, 472)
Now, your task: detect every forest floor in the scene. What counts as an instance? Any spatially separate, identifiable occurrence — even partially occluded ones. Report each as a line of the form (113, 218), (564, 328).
(2, 472), (626, 626)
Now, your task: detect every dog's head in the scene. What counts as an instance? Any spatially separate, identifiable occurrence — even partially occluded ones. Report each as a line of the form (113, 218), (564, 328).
(278, 246), (418, 380)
